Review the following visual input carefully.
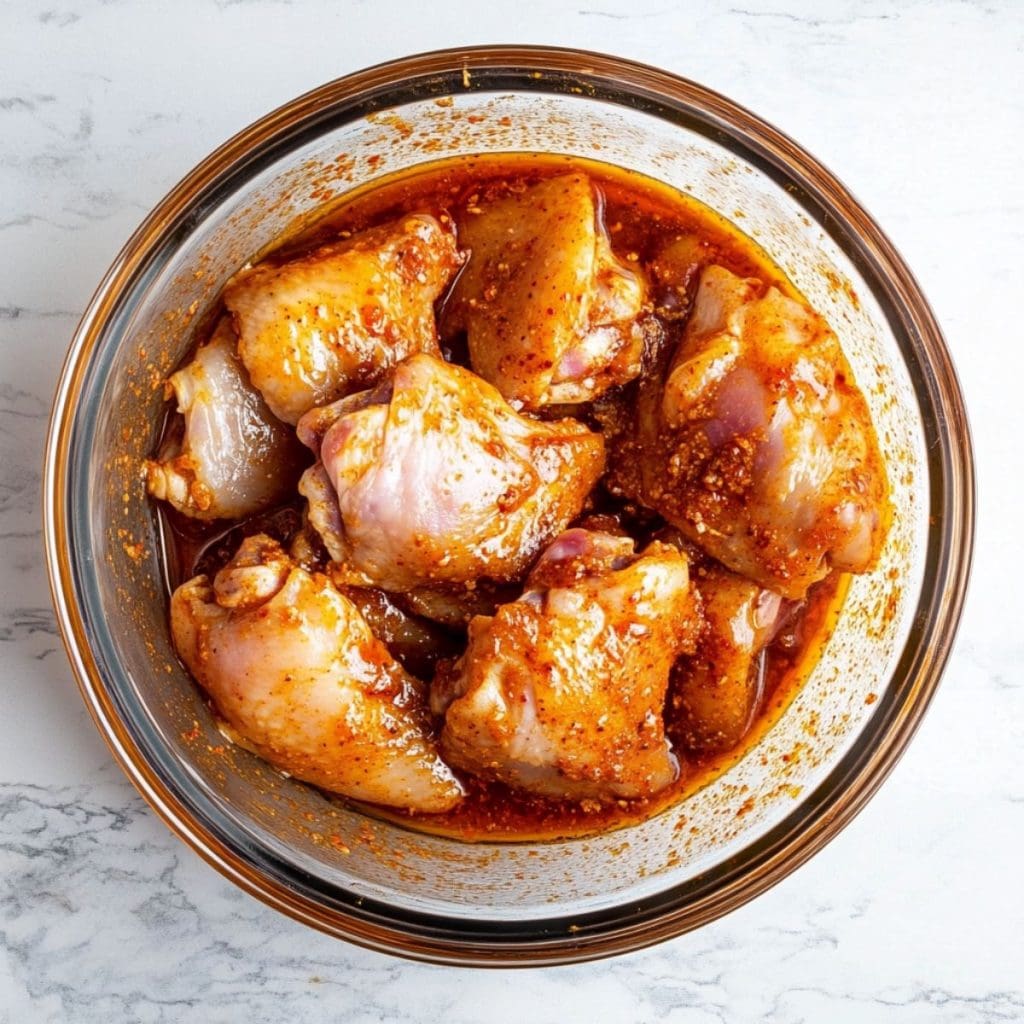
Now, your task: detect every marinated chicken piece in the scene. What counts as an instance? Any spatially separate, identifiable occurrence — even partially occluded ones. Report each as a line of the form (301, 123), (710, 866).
(392, 581), (517, 630)
(298, 460), (347, 564)
(648, 233), (706, 321)
(444, 175), (647, 408)
(332, 584), (459, 680)
(224, 214), (462, 424)
(608, 265), (889, 598)
(434, 530), (701, 802)
(145, 319), (302, 520)
(297, 353), (605, 591)
(668, 567), (783, 755)
(170, 535), (463, 812)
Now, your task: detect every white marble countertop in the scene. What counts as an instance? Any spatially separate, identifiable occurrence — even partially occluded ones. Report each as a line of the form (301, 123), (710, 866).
(2, 0), (1020, 1019)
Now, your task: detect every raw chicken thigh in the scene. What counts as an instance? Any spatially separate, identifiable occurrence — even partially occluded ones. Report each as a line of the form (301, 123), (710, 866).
(668, 566), (783, 755)
(145, 318), (302, 520)
(445, 175), (648, 409)
(171, 534), (463, 812)
(224, 214), (462, 424)
(148, 155), (894, 835)
(609, 265), (889, 598)
(433, 530), (700, 802)
(297, 353), (605, 592)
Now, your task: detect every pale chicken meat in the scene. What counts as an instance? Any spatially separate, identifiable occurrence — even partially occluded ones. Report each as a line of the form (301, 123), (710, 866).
(170, 534), (463, 812)
(150, 155), (893, 833)
(296, 353), (605, 592)
(444, 174), (648, 409)
(145, 318), (302, 520)
(224, 214), (462, 424)
(668, 566), (784, 755)
(293, 501), (462, 675)
(433, 530), (701, 802)
(609, 264), (889, 598)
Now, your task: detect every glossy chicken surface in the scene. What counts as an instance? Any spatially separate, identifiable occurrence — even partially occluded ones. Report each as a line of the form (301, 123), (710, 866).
(445, 175), (648, 409)
(224, 214), (462, 424)
(297, 353), (606, 591)
(610, 264), (889, 598)
(148, 157), (889, 830)
(434, 530), (700, 801)
(171, 535), (463, 812)
(145, 318), (301, 520)
(668, 566), (783, 755)
(331, 584), (460, 681)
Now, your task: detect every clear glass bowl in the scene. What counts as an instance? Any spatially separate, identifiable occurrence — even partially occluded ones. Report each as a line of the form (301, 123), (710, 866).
(43, 46), (974, 965)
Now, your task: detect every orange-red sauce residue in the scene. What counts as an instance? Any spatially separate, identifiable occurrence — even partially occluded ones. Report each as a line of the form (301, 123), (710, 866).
(157, 153), (851, 842)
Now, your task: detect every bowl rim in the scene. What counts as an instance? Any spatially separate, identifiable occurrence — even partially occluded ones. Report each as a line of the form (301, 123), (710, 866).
(43, 44), (975, 966)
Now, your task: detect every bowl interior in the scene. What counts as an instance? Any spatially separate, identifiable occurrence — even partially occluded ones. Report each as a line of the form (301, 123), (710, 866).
(52, 56), (945, 959)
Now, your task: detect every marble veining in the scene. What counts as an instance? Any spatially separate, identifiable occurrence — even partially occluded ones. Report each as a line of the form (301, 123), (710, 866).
(1, 0), (1020, 1020)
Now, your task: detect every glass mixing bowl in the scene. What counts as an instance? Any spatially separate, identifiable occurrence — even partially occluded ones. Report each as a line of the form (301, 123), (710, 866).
(43, 46), (974, 965)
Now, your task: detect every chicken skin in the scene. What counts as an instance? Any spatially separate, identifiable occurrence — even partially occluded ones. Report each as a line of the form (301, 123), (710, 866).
(668, 566), (784, 755)
(433, 530), (701, 802)
(170, 534), (463, 812)
(609, 265), (889, 598)
(145, 318), (302, 520)
(224, 214), (462, 424)
(149, 154), (896, 833)
(296, 353), (605, 592)
(444, 175), (647, 409)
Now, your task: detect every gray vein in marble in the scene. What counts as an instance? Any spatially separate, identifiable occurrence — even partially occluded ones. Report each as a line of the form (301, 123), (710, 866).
(957, 638), (1024, 691)
(214, 0), (296, 7)
(0, 382), (50, 413)
(577, 6), (674, 18)
(727, 7), (896, 28)
(0, 95), (57, 112)
(36, 10), (81, 27)
(0, 313), (77, 330)
(765, 984), (1024, 1024)
(0, 608), (58, 644)
(0, 469), (39, 516)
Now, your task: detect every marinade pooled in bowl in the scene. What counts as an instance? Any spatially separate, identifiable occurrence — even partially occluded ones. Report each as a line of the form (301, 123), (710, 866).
(149, 153), (889, 841)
